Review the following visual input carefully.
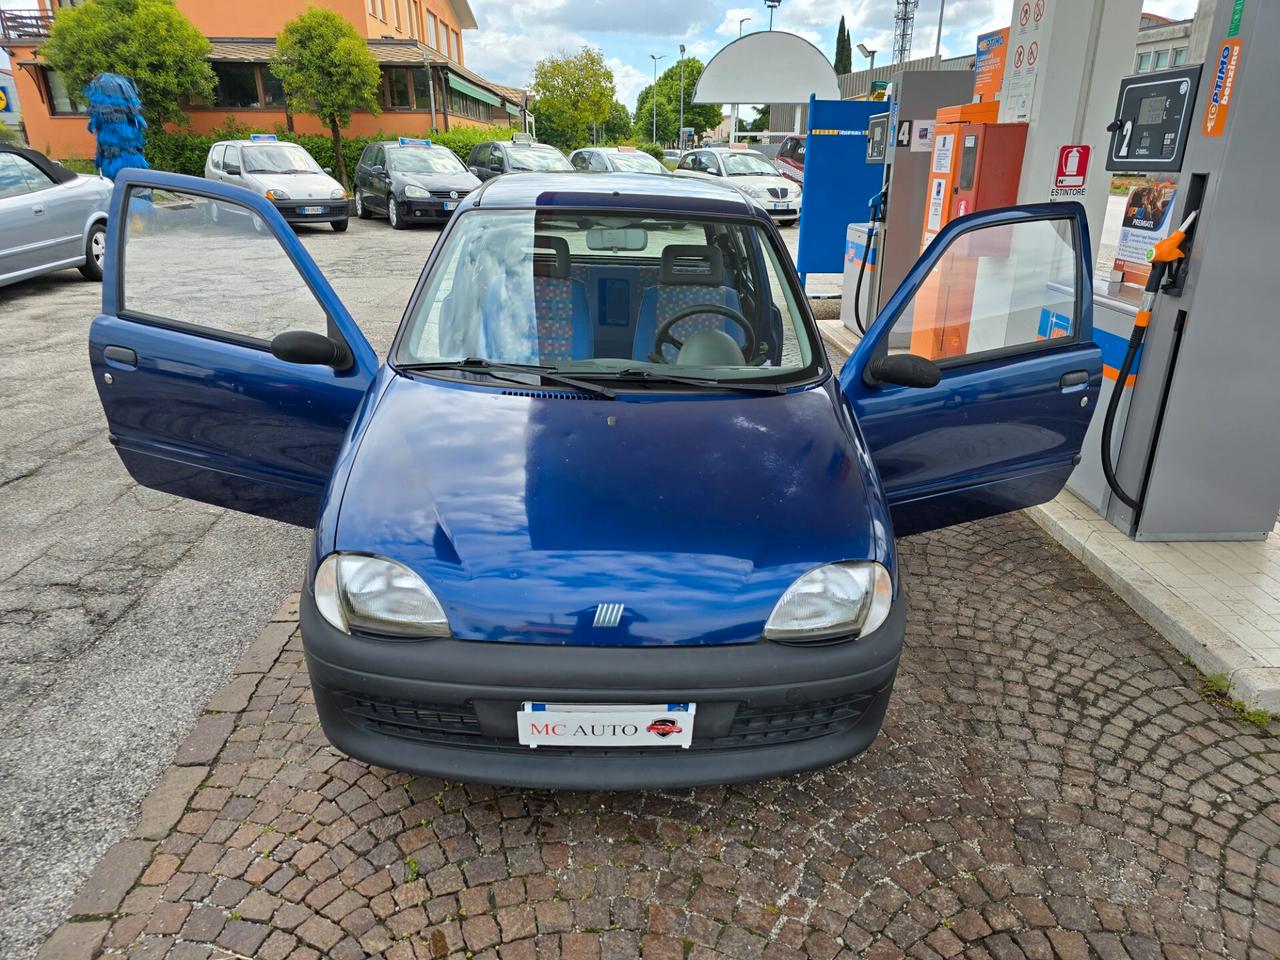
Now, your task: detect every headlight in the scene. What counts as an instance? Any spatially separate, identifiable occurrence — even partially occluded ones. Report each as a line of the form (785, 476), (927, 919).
(403, 185), (431, 199)
(265, 188), (290, 201)
(744, 185), (768, 198)
(330, 187), (347, 200)
(314, 553), (450, 639)
(763, 561), (893, 643)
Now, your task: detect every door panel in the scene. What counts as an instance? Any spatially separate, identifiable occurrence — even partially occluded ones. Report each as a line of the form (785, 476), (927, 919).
(842, 203), (1101, 537)
(90, 170), (378, 525)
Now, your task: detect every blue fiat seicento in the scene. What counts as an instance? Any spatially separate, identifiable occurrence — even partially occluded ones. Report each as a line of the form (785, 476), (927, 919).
(90, 169), (1100, 788)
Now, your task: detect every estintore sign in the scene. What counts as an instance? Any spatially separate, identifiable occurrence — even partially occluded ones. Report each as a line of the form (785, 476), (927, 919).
(1054, 145), (1089, 187)
(897, 120), (913, 147)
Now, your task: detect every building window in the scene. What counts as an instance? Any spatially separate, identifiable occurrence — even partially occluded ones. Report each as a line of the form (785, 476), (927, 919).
(44, 68), (87, 114)
(392, 0), (401, 30)
(1135, 51), (1152, 72)
(1154, 49), (1169, 70)
(408, 0), (419, 38)
(1171, 46), (1187, 66)
(212, 62), (262, 108)
(384, 68), (412, 109)
(412, 68), (433, 110)
(261, 67), (285, 107)
(368, 0), (376, 13)
(452, 30), (461, 63)
(378, 0), (387, 20)
(427, 12), (438, 48)
(447, 89), (490, 120)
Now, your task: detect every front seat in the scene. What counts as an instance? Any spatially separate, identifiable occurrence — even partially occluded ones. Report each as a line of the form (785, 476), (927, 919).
(632, 245), (744, 363)
(532, 235), (592, 361)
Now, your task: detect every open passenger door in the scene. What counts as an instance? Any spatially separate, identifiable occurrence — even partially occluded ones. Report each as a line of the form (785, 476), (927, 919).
(842, 203), (1101, 537)
(89, 170), (379, 525)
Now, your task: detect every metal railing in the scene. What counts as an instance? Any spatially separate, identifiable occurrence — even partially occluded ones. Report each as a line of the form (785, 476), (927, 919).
(0, 8), (54, 40)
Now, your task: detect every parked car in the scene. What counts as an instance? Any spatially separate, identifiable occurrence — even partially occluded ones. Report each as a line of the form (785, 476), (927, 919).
(89, 167), (1100, 789)
(204, 136), (348, 232)
(0, 144), (110, 288)
(569, 146), (669, 175)
(663, 149), (683, 164)
(673, 147), (802, 225)
(774, 134), (806, 185)
(466, 137), (572, 181)
(353, 138), (480, 229)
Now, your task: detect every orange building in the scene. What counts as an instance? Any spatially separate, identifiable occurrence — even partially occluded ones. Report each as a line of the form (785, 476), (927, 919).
(1, 0), (527, 160)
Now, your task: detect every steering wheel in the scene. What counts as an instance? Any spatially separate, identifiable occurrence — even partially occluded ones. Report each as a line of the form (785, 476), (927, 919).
(651, 303), (757, 364)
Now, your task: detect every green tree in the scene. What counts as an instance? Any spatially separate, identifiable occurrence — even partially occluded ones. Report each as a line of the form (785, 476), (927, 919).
(0, 120), (20, 145)
(601, 100), (633, 143)
(834, 16), (852, 75)
(271, 7), (382, 190)
(40, 0), (214, 127)
(634, 58), (721, 146)
(528, 47), (614, 152)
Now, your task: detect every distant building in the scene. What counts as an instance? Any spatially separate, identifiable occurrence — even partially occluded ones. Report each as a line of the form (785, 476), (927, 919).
(0, 0), (526, 160)
(1134, 13), (1193, 73)
(0, 66), (21, 138)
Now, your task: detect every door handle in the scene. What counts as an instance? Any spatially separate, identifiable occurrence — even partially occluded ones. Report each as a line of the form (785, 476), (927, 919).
(32, 204), (44, 215)
(104, 345), (138, 368)
(1059, 370), (1089, 390)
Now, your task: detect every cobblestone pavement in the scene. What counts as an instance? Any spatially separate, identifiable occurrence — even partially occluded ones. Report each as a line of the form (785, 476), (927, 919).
(39, 511), (1280, 960)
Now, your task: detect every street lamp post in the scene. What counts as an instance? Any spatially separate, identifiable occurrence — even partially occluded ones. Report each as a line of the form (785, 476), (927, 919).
(650, 53), (665, 144)
(764, 0), (781, 30)
(679, 44), (686, 151)
(934, 0), (947, 63)
(857, 42), (877, 98)
(732, 18), (751, 144)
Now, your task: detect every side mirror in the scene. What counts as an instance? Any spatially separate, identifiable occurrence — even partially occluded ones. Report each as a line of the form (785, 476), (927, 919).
(224, 164), (241, 176)
(370, 164), (384, 176)
(468, 165), (485, 178)
(323, 166), (334, 175)
(865, 352), (942, 389)
(270, 330), (353, 371)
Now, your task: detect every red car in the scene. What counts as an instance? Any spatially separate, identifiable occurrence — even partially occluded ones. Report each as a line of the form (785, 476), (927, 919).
(774, 135), (805, 185)
(647, 718), (684, 738)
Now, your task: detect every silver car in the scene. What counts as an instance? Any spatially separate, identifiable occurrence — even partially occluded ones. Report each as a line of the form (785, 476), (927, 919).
(0, 145), (111, 289)
(204, 137), (349, 232)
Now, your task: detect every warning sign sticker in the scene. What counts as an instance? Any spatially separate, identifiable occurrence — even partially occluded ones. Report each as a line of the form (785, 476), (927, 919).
(931, 134), (954, 173)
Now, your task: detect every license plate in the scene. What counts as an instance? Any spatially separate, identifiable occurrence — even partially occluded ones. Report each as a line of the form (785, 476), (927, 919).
(442, 201), (457, 211)
(300, 205), (324, 215)
(772, 202), (792, 211)
(517, 702), (695, 749)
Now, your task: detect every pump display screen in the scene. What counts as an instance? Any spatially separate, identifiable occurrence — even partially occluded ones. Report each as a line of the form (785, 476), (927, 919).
(1137, 94), (1167, 126)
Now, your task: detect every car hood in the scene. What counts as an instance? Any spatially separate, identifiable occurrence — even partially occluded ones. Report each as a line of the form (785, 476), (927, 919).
(728, 173), (800, 195)
(247, 172), (343, 200)
(334, 374), (878, 646)
(392, 170), (481, 192)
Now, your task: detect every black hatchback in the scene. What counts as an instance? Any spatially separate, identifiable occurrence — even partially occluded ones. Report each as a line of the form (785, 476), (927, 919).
(353, 138), (480, 228)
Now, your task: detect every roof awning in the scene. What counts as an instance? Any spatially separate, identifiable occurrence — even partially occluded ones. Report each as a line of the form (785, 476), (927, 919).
(447, 73), (500, 107)
(506, 103), (522, 117)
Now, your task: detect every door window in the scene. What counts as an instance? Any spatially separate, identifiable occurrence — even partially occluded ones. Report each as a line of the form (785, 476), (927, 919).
(0, 153), (51, 198)
(488, 145), (504, 171)
(677, 152), (698, 171)
(571, 152), (590, 170)
(883, 217), (1079, 363)
(209, 146), (224, 173)
(224, 146), (240, 173)
(121, 186), (329, 343)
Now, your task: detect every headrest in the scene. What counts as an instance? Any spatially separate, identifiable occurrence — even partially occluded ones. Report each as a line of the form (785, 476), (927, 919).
(660, 245), (724, 286)
(533, 235), (570, 279)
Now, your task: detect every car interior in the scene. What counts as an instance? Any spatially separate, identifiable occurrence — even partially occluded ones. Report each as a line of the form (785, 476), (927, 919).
(428, 215), (793, 369)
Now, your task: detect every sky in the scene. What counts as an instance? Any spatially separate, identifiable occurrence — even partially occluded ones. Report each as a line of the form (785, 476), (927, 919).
(464, 0), (1200, 109)
(1, 0), (1200, 106)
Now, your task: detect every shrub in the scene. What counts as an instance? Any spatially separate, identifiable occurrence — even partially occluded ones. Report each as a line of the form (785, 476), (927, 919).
(633, 142), (665, 160)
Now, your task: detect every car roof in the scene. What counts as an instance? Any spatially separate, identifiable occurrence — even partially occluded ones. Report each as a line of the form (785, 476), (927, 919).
(704, 147), (767, 155)
(465, 172), (759, 219)
(376, 141), (452, 149)
(217, 139), (312, 148)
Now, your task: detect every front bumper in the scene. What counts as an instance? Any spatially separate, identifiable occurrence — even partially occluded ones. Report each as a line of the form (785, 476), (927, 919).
(272, 200), (349, 224)
(400, 196), (463, 222)
(301, 590), (905, 789)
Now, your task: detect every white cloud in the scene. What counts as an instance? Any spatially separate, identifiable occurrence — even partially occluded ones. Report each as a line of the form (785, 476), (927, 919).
(606, 57), (648, 107)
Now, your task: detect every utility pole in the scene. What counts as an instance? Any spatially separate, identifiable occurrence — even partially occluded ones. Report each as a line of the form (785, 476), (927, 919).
(678, 44), (686, 151)
(933, 0), (946, 62)
(649, 53), (664, 144)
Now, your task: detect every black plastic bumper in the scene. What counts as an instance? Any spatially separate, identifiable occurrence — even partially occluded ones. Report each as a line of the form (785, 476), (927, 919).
(301, 590), (905, 789)
(274, 201), (349, 224)
(401, 199), (459, 222)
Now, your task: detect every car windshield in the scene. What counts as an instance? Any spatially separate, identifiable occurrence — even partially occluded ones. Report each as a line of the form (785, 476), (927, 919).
(242, 144), (323, 175)
(609, 151), (665, 174)
(396, 209), (819, 386)
(722, 152), (778, 176)
(507, 145), (573, 172)
(388, 146), (466, 174)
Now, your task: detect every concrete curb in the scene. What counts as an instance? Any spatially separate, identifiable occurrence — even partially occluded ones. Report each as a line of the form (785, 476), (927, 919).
(1027, 502), (1280, 713)
(38, 593), (302, 960)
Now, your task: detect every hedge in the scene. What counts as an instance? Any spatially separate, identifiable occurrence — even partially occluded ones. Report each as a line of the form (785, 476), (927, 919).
(143, 119), (497, 180)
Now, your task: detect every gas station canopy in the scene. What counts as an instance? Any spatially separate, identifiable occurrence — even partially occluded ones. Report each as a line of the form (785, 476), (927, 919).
(693, 32), (839, 104)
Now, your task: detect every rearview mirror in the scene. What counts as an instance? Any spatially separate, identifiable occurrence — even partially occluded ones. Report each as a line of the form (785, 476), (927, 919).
(586, 228), (648, 252)
(270, 330), (353, 371)
(865, 353), (942, 389)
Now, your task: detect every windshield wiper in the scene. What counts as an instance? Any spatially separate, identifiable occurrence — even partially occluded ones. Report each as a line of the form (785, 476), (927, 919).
(395, 358), (616, 398)
(578, 368), (786, 394)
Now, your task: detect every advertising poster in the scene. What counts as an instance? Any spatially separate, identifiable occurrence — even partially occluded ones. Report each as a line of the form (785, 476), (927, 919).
(974, 28), (1009, 101)
(1114, 178), (1177, 283)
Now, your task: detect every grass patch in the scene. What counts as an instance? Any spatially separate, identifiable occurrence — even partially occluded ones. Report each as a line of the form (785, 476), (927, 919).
(405, 856), (419, 883)
(1200, 673), (1273, 728)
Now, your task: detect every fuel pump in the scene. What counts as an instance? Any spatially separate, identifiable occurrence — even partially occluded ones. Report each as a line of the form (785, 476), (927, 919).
(852, 188), (888, 334)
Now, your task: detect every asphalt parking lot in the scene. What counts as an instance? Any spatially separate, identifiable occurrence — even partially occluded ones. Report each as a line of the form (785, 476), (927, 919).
(7, 215), (1280, 960)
